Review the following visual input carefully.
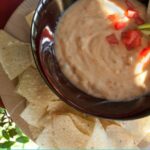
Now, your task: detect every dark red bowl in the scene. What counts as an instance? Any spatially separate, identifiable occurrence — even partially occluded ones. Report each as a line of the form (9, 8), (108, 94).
(31, 0), (150, 120)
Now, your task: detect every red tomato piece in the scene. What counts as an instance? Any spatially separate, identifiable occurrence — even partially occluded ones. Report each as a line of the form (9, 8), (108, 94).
(114, 22), (127, 30)
(106, 33), (119, 45)
(134, 16), (145, 25)
(139, 47), (150, 59)
(121, 29), (142, 50)
(125, 9), (139, 18)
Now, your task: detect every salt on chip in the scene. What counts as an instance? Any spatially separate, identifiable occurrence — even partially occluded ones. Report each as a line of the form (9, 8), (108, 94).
(68, 113), (95, 136)
(117, 116), (150, 145)
(17, 67), (58, 105)
(106, 125), (138, 149)
(26, 11), (34, 27)
(86, 119), (112, 149)
(21, 103), (47, 127)
(0, 39), (32, 80)
(29, 125), (43, 140)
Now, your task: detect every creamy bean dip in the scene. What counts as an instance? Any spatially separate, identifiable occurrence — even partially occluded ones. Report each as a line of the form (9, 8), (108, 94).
(55, 0), (150, 101)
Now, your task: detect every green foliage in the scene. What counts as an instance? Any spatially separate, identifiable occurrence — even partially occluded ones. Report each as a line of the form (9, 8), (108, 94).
(2, 130), (9, 140)
(0, 141), (15, 148)
(16, 136), (29, 144)
(0, 108), (29, 149)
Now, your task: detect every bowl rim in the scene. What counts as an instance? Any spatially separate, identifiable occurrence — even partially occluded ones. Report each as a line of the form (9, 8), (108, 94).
(30, 0), (150, 120)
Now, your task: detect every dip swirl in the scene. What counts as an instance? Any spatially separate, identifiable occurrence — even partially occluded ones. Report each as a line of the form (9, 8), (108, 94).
(55, 0), (150, 101)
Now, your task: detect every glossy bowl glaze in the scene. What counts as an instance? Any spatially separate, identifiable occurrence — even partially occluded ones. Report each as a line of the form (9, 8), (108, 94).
(31, 0), (150, 120)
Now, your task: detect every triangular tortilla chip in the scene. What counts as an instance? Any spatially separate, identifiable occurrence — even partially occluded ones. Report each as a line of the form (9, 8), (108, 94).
(100, 118), (120, 129)
(68, 113), (95, 136)
(47, 100), (70, 113)
(0, 30), (18, 49)
(86, 119), (112, 149)
(36, 121), (56, 148)
(26, 11), (35, 27)
(138, 133), (150, 149)
(0, 32), (32, 79)
(37, 114), (89, 149)
(17, 67), (58, 105)
(21, 103), (47, 127)
(47, 101), (95, 135)
(52, 115), (89, 148)
(28, 125), (43, 140)
(106, 125), (139, 149)
(117, 116), (150, 145)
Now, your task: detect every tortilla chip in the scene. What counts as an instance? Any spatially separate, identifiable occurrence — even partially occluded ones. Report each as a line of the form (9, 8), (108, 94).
(36, 122), (56, 148)
(117, 116), (150, 145)
(17, 67), (58, 105)
(138, 133), (150, 149)
(0, 41), (32, 80)
(56, 0), (64, 12)
(53, 115), (89, 148)
(21, 103), (47, 127)
(0, 30), (18, 49)
(47, 100), (86, 115)
(48, 101), (95, 135)
(38, 101), (65, 127)
(29, 48), (36, 68)
(47, 100), (70, 113)
(37, 115), (89, 149)
(28, 125), (43, 140)
(86, 119), (112, 149)
(106, 125), (139, 149)
(68, 113), (95, 136)
(25, 11), (34, 27)
(100, 118), (120, 129)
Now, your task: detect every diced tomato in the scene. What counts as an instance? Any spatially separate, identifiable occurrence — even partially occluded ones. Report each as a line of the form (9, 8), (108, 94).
(134, 16), (145, 25)
(121, 29), (142, 50)
(114, 22), (127, 30)
(108, 14), (119, 22)
(138, 47), (150, 59)
(125, 9), (139, 18)
(106, 33), (119, 45)
(125, 0), (135, 10)
(125, 0), (145, 25)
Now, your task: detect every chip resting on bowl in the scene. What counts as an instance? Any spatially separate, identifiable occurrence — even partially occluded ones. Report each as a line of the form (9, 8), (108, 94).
(17, 67), (58, 105)
(86, 119), (112, 149)
(26, 11), (35, 27)
(36, 114), (89, 149)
